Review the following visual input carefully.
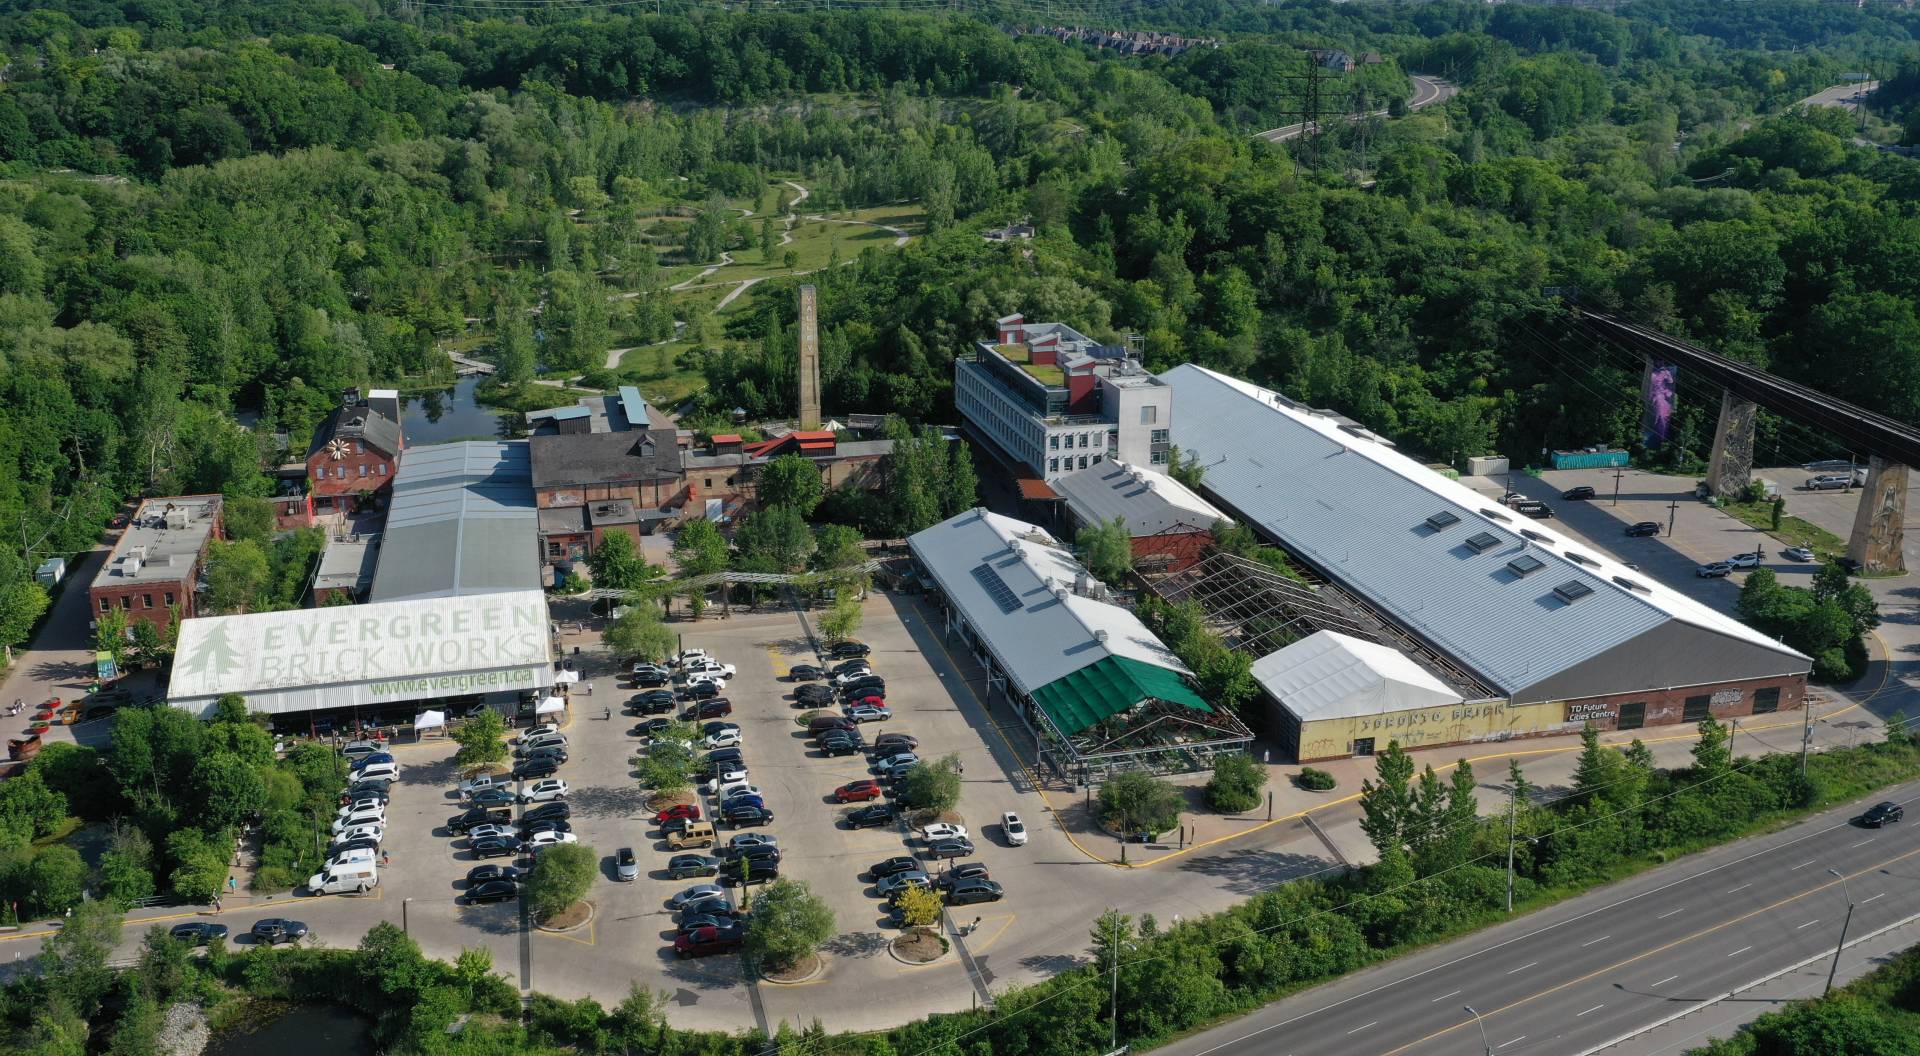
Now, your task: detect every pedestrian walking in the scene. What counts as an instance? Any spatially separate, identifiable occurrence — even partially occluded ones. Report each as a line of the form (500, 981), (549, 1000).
(228, 876), (237, 895)
(603, 706), (611, 721)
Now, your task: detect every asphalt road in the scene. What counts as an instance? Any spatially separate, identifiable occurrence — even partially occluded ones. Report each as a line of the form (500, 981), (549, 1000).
(1158, 783), (1920, 1056)
(1254, 74), (1454, 143)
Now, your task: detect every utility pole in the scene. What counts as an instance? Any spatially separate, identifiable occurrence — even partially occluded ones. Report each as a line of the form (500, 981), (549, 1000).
(1825, 868), (1855, 996)
(1612, 466), (1625, 506)
(1801, 701), (1814, 778)
(1667, 499), (1680, 537)
(1109, 913), (1122, 1054)
(1505, 790), (1517, 914)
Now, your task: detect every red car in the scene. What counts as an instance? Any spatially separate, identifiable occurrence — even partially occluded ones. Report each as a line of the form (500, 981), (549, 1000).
(655, 803), (701, 824)
(835, 779), (883, 803)
(847, 694), (887, 711)
(674, 924), (745, 958)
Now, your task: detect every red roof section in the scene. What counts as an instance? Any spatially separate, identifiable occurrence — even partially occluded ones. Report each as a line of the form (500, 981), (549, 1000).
(711, 434), (742, 444)
(1017, 478), (1060, 501)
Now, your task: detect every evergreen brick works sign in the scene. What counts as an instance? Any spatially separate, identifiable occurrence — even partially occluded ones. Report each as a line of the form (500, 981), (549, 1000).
(169, 590), (552, 704)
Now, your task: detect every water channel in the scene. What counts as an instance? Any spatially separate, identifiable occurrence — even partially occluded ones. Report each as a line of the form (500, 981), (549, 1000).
(204, 1004), (375, 1056)
(396, 375), (519, 447)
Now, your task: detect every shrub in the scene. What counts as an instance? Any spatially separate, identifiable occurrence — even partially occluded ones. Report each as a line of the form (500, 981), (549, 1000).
(742, 878), (835, 971)
(1205, 753), (1267, 813)
(526, 843), (597, 921)
(899, 754), (962, 814)
(451, 710), (509, 771)
(892, 883), (943, 928)
(1298, 768), (1337, 791)
(1097, 772), (1183, 836)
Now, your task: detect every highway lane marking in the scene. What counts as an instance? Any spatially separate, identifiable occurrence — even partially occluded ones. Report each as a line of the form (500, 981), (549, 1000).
(1507, 961), (1538, 974)
(1864, 893), (1885, 904)
(1791, 859), (1817, 870)
(1347, 1022), (1377, 1035)
(1652, 975), (1679, 987)
(1498, 1037), (1525, 1049)
(1852, 838), (1876, 848)
(1725, 883), (1752, 894)
(1580, 935), (1610, 947)
(1797, 919), (1820, 929)
(1373, 842), (1920, 1056)
(1656, 908), (1686, 919)
(1576, 1004), (1604, 1017)
(1727, 946), (1752, 957)
(1430, 990), (1462, 1003)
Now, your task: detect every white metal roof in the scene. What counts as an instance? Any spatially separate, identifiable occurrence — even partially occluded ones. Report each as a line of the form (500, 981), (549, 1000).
(1053, 460), (1227, 537)
(370, 441), (540, 602)
(1160, 365), (1808, 697)
(908, 509), (1189, 696)
(1253, 631), (1463, 722)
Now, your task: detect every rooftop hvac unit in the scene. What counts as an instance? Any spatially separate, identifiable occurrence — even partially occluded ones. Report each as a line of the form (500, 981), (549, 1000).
(1074, 570), (1091, 596)
(119, 556), (142, 575)
(1095, 629), (1109, 644)
(165, 506), (193, 529)
(1054, 587), (1068, 602)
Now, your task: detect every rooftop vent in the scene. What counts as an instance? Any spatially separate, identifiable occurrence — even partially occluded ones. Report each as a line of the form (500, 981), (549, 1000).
(1464, 531), (1500, 554)
(1554, 580), (1596, 603)
(1520, 528), (1550, 543)
(1425, 511), (1461, 531)
(1480, 508), (1512, 523)
(1506, 555), (1546, 578)
(1095, 629), (1109, 644)
(1565, 551), (1597, 567)
(1610, 576), (1647, 593)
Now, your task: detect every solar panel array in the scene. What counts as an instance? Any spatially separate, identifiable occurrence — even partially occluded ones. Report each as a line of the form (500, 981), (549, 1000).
(972, 562), (1023, 613)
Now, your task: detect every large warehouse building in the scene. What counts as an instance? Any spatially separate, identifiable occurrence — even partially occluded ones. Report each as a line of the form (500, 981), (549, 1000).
(909, 508), (1250, 781)
(369, 441), (541, 602)
(1158, 364), (1811, 760)
(168, 590), (553, 719)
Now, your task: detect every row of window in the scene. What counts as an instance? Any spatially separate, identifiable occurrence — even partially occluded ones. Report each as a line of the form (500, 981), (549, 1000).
(315, 462), (389, 481)
(99, 591), (176, 612)
(1048, 431), (1104, 451)
(957, 369), (1046, 467)
(1050, 454), (1103, 473)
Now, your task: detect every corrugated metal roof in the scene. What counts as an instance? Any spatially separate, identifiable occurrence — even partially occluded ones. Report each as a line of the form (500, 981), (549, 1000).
(1053, 460), (1226, 537)
(1031, 655), (1212, 736)
(1160, 365), (1807, 696)
(907, 509), (1191, 697)
(370, 442), (540, 602)
(1252, 631), (1463, 722)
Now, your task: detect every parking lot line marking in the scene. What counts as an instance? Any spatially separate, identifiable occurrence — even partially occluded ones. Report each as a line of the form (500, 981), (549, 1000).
(968, 912), (1016, 953)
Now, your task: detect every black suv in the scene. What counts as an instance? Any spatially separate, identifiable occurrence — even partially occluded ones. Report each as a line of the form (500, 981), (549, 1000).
(845, 804), (893, 829)
(448, 806), (512, 834)
(522, 801), (572, 825)
(719, 860), (780, 886)
(1561, 486), (1595, 500)
(630, 691), (677, 714)
(1862, 801), (1904, 827)
(512, 757), (559, 781)
(1625, 521), (1661, 538)
(828, 641), (871, 659)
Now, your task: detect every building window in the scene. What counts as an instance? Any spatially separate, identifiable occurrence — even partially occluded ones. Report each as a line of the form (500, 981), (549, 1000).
(1140, 405), (1157, 425)
(1151, 428), (1170, 444)
(1079, 433), (1090, 448)
(99, 597), (110, 613)
(120, 596), (132, 609)
(1048, 457), (1059, 472)
(1753, 687), (1781, 714)
(1049, 435), (1060, 450)
(142, 594), (153, 609)
(377, 463), (386, 476)
(1078, 455), (1089, 470)
(704, 478), (713, 488)
(164, 592), (175, 607)
(1092, 455), (1102, 465)
(1151, 449), (1168, 465)
(358, 464), (368, 477)
(1682, 695), (1712, 723)
(1093, 432), (1103, 447)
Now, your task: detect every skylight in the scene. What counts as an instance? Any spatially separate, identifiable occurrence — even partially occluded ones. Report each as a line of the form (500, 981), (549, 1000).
(1507, 555), (1546, 577)
(1554, 580), (1596, 603)
(1425, 511), (1461, 531)
(1464, 532), (1500, 554)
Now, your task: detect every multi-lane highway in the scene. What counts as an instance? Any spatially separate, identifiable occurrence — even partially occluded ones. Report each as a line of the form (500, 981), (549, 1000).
(1160, 783), (1920, 1056)
(1254, 74), (1456, 143)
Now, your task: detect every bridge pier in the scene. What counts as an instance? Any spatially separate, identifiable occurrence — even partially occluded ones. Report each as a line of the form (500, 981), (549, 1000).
(1705, 391), (1758, 499)
(1847, 456), (1908, 575)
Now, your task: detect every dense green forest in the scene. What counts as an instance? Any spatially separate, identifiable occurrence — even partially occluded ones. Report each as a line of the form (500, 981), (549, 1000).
(0, 0), (1917, 656)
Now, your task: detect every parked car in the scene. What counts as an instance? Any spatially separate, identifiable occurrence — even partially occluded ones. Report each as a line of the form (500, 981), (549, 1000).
(1804, 475), (1851, 491)
(838, 676), (886, 699)
(1513, 500), (1554, 519)
(870, 856), (919, 879)
(720, 785), (765, 804)
(471, 835), (523, 859)
(675, 924), (746, 958)
(466, 879), (520, 904)
(724, 803), (774, 827)
(795, 683), (836, 705)
(1862, 801), (1904, 827)
(668, 854), (723, 879)
(354, 761), (399, 783)
(466, 864), (520, 886)
(680, 679), (724, 700)
(830, 658), (874, 677)
(630, 692), (676, 714)
(469, 787), (518, 809)
(170, 922), (230, 946)
(341, 740), (384, 762)
(846, 693), (888, 711)
(873, 732), (919, 752)
(875, 751), (920, 773)
(458, 774), (499, 798)
(836, 779), (884, 803)
(615, 847), (639, 881)
(946, 878), (1004, 906)
(876, 870), (930, 897)
(328, 836), (381, 859)
(514, 735), (567, 757)
(1696, 562), (1733, 578)
(655, 803), (701, 824)
(934, 862), (991, 889)
(704, 729), (742, 750)
(527, 830), (579, 852)
(924, 838), (974, 860)
(846, 803), (894, 829)
(466, 823), (515, 843)
(670, 883), (727, 909)
(1784, 546), (1817, 562)
(828, 641), (871, 659)
(685, 698), (733, 721)
(844, 703), (889, 724)
(1561, 486), (1595, 501)
(519, 779), (570, 803)
(809, 715), (857, 738)
(448, 806), (511, 834)
(1726, 551), (1764, 569)
(820, 734), (864, 757)
(522, 746), (569, 766)
(1625, 521), (1661, 537)
(922, 823), (969, 842)
(718, 860), (780, 887)
(671, 648), (714, 666)
(668, 822), (717, 850)
(349, 751), (394, 772)
(519, 819), (573, 838)
(788, 664), (823, 681)
(726, 833), (779, 852)
(511, 758), (559, 781)
(631, 662), (671, 680)
(250, 918), (310, 944)
(1002, 811), (1028, 846)
(720, 844), (782, 867)
(677, 895), (741, 920)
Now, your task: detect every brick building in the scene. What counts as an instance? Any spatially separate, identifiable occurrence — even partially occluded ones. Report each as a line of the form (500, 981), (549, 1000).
(306, 388), (403, 514)
(529, 387), (684, 564)
(89, 495), (223, 635)
(1051, 459), (1226, 573)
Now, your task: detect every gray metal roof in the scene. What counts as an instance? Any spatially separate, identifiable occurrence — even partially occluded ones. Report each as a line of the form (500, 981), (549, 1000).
(1053, 460), (1225, 538)
(369, 442), (541, 602)
(1159, 365), (1808, 699)
(907, 509), (1188, 697)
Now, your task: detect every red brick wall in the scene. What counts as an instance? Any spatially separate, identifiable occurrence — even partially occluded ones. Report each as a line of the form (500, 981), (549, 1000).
(307, 447), (397, 500)
(1551, 674), (1808, 732)
(90, 580), (195, 632)
(1132, 530), (1212, 573)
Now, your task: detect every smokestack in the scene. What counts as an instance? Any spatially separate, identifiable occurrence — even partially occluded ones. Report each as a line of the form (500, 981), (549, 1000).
(797, 285), (821, 431)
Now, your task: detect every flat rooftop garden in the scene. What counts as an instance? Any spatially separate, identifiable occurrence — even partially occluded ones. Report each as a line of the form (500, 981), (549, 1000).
(996, 343), (1066, 387)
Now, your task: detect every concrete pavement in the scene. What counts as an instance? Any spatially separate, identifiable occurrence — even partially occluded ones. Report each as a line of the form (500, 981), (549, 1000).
(1156, 780), (1920, 1056)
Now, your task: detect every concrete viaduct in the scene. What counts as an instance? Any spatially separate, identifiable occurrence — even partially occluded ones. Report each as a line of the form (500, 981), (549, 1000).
(1580, 311), (1913, 574)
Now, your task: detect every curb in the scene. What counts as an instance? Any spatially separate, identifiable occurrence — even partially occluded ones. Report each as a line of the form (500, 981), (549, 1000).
(886, 934), (948, 967)
(533, 899), (596, 934)
(759, 953), (828, 984)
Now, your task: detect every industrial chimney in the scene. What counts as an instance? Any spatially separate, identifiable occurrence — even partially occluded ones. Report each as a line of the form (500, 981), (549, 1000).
(797, 285), (821, 430)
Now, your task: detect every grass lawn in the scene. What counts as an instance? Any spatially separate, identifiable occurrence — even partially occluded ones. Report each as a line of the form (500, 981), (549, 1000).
(475, 380), (600, 413)
(995, 342), (1066, 386)
(845, 203), (926, 235)
(1722, 499), (1848, 556)
(696, 214), (905, 284)
(610, 340), (707, 407)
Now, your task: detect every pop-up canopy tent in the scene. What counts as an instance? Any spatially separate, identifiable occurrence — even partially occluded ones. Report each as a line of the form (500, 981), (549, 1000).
(414, 709), (446, 733)
(535, 695), (567, 716)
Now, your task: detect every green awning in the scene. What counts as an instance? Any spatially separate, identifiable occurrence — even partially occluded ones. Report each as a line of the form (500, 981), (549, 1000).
(1030, 655), (1212, 736)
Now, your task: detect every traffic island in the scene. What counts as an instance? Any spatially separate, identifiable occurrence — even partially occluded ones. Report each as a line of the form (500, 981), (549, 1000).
(888, 929), (948, 965)
(534, 899), (594, 933)
(759, 952), (826, 984)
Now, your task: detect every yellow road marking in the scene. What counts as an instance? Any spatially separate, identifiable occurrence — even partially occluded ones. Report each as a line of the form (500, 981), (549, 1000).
(535, 915), (597, 946)
(1374, 844), (1920, 1055)
(968, 911), (1017, 953)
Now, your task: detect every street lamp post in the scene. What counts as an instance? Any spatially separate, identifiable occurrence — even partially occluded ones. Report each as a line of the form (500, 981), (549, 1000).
(1505, 791), (1518, 914)
(1824, 868), (1856, 996)
(403, 897), (413, 935)
(1463, 1005), (1493, 1056)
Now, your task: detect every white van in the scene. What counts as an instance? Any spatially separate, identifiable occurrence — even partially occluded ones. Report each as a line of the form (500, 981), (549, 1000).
(326, 847), (376, 869)
(332, 806), (386, 835)
(307, 862), (377, 895)
(357, 761), (399, 783)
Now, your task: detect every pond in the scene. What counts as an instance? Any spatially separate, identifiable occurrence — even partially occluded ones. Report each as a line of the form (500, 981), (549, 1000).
(397, 375), (519, 447)
(205, 1004), (375, 1056)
